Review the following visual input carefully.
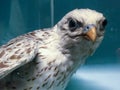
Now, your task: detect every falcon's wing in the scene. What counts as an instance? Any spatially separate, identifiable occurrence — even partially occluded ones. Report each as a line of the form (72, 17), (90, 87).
(0, 35), (38, 79)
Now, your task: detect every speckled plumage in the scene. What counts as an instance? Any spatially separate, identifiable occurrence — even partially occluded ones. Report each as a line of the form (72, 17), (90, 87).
(0, 9), (107, 90)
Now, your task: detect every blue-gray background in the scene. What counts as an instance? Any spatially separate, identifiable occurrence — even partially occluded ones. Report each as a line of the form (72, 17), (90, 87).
(0, 0), (120, 90)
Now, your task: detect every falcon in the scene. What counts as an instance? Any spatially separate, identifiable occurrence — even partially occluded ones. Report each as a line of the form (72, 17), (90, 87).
(0, 9), (107, 90)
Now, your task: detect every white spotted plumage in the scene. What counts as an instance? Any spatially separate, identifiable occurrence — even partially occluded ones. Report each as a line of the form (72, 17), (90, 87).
(0, 9), (107, 90)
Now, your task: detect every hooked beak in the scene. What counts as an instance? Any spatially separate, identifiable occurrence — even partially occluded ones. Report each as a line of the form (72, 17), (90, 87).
(84, 24), (97, 42)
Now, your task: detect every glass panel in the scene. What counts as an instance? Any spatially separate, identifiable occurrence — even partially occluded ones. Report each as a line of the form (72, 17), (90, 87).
(0, 0), (120, 90)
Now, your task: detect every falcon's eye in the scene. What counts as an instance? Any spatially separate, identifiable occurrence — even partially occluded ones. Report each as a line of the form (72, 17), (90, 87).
(100, 19), (107, 31)
(69, 19), (77, 29)
(68, 18), (83, 31)
(102, 19), (107, 28)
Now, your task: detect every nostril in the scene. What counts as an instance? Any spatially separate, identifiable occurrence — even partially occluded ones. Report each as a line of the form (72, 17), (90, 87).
(84, 26), (89, 33)
(86, 26), (90, 30)
(85, 24), (95, 30)
(84, 24), (96, 33)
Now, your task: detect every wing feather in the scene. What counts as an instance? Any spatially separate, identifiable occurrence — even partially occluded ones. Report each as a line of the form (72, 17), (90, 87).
(0, 35), (38, 79)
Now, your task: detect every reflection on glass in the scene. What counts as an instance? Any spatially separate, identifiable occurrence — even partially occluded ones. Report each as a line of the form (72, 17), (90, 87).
(66, 64), (120, 90)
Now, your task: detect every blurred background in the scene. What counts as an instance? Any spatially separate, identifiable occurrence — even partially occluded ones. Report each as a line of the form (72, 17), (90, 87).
(0, 0), (120, 90)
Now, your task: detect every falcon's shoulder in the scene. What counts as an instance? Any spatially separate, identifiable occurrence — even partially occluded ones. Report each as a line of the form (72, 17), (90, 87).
(0, 32), (39, 79)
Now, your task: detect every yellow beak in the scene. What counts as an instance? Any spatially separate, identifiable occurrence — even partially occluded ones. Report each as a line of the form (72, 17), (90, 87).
(86, 27), (97, 42)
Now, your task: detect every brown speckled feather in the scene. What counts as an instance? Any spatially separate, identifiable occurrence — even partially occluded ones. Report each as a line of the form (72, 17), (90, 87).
(0, 34), (38, 79)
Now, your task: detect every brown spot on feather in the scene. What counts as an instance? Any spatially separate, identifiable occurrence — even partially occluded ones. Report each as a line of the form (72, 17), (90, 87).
(44, 74), (51, 81)
(16, 43), (21, 46)
(48, 59), (56, 65)
(44, 67), (48, 71)
(54, 70), (59, 77)
(26, 48), (31, 53)
(6, 48), (12, 50)
(0, 62), (8, 68)
(44, 31), (49, 34)
(15, 49), (21, 53)
(48, 66), (52, 70)
(54, 66), (57, 71)
(32, 77), (36, 81)
(39, 46), (47, 48)
(0, 50), (5, 58)
(5, 43), (14, 47)
(27, 79), (31, 82)
(42, 82), (48, 87)
(36, 74), (39, 77)
(36, 38), (43, 41)
(29, 32), (36, 36)
(10, 55), (21, 59)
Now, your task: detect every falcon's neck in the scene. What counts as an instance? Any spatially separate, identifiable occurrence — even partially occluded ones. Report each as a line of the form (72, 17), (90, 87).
(37, 26), (89, 78)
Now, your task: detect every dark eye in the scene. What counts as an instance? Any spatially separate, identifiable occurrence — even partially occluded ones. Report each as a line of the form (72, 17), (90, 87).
(102, 19), (107, 28)
(68, 18), (83, 31)
(69, 19), (77, 29)
(100, 19), (107, 30)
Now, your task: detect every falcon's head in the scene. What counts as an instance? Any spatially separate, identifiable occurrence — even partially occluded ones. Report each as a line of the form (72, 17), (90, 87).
(56, 9), (107, 56)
